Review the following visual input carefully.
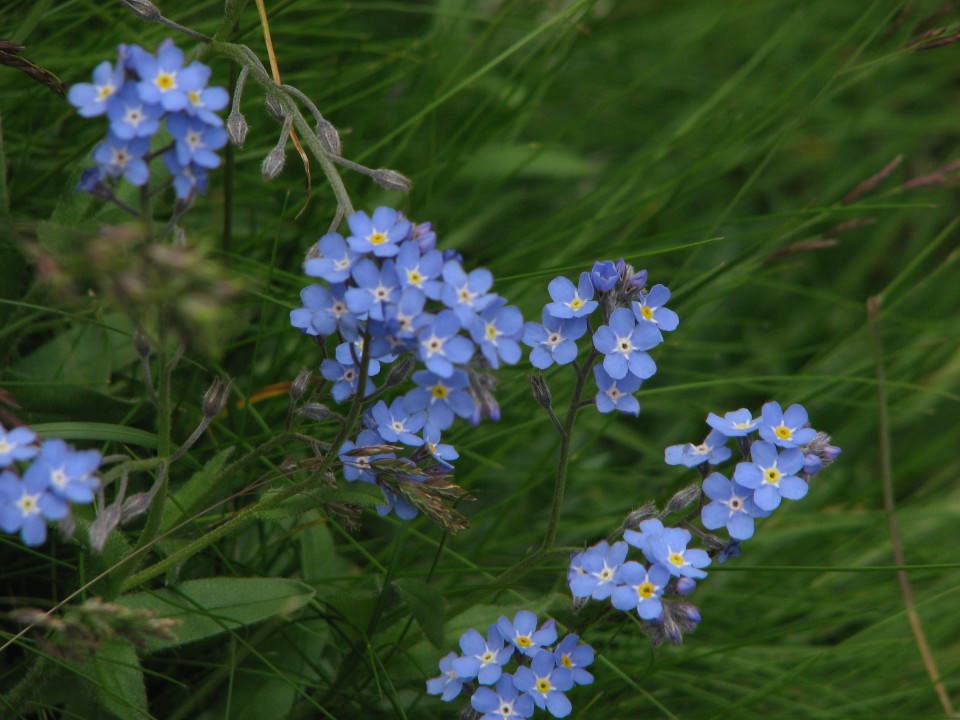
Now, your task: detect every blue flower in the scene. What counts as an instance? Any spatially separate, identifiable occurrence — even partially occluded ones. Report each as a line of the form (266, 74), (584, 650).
(664, 429), (731, 467)
(405, 370), (475, 431)
(375, 459), (422, 520)
(513, 649), (573, 718)
(346, 207), (411, 257)
(452, 625), (514, 685)
(469, 299), (523, 369)
(522, 311), (586, 370)
(646, 527), (711, 579)
(345, 258), (401, 321)
(0, 424), (38, 467)
(422, 426), (458, 467)
(162, 151), (209, 200)
(304, 233), (358, 284)
(593, 365), (642, 415)
(706, 408), (758, 437)
(611, 561), (670, 620)
(733, 440), (808, 511)
(545, 272), (597, 319)
(105, 83), (162, 140)
(568, 540), (629, 600)
(395, 241), (443, 299)
(441, 260), (495, 324)
(758, 401), (817, 448)
(23, 439), (101, 504)
(623, 517), (665, 561)
(592, 307), (660, 380)
(68, 60), (125, 117)
(590, 260), (618, 292)
(471, 675), (534, 720)
(700, 472), (769, 540)
(415, 310), (475, 377)
(290, 283), (354, 338)
(366, 397), (425, 446)
(179, 61), (229, 126)
(320, 359), (375, 403)
(553, 634), (594, 686)
(382, 289), (426, 348)
(166, 112), (227, 169)
(93, 133), (150, 185)
(496, 611), (556, 658)
(338, 429), (393, 484)
(134, 40), (197, 111)
(426, 651), (466, 701)
(632, 284), (679, 336)
(0, 470), (69, 546)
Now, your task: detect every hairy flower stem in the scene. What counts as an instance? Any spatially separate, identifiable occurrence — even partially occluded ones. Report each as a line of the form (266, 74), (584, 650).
(119, 329), (374, 592)
(540, 349), (599, 552)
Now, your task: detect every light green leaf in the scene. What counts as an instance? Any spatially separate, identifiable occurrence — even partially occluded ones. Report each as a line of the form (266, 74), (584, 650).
(121, 577), (315, 652)
(88, 638), (150, 720)
(393, 578), (447, 648)
(160, 448), (235, 532)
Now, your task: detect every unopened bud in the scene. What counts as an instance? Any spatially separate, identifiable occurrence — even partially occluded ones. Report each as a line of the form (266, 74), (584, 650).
(663, 482), (700, 515)
(203, 377), (232, 419)
(290, 369), (311, 403)
(530, 374), (552, 409)
(675, 577), (697, 596)
(315, 119), (341, 156)
(58, 513), (76, 541)
(120, 491), (154, 522)
(121, 0), (161, 20)
(385, 356), (415, 388)
(620, 501), (658, 531)
(134, 328), (151, 359)
(90, 503), (122, 552)
(372, 168), (412, 192)
(297, 403), (341, 422)
(803, 453), (823, 476)
(264, 94), (285, 122)
(261, 144), (286, 180)
(226, 110), (248, 146)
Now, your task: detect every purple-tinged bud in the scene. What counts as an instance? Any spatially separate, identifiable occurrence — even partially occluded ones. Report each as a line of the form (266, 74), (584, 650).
(678, 603), (702, 624)
(717, 540), (741, 563)
(675, 577), (697, 596)
(803, 453), (823, 476)
(629, 268), (648, 291)
(413, 222), (437, 252)
(590, 260), (618, 291)
(822, 444), (842, 463)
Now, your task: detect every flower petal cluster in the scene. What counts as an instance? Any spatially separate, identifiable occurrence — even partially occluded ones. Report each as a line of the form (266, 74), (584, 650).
(292, 209), (523, 521)
(428, 612), (592, 719)
(523, 259), (678, 415)
(0, 423), (101, 546)
(69, 39), (228, 199)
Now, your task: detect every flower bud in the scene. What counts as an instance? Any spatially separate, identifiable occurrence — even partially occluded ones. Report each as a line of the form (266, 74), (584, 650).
(290, 368), (311, 404)
(90, 503), (122, 552)
(384, 355), (415, 389)
(203, 377), (232, 419)
(590, 260), (618, 291)
(226, 110), (248, 147)
(674, 577), (697, 596)
(803, 453), (823, 476)
(264, 94), (285, 122)
(315, 119), (341, 156)
(530, 374), (552, 409)
(372, 168), (412, 192)
(620, 501), (658, 531)
(297, 403), (342, 422)
(121, 0), (161, 20)
(663, 482), (700, 515)
(261, 144), (286, 180)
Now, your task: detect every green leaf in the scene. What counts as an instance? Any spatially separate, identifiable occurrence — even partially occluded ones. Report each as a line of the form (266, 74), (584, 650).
(32, 422), (157, 449)
(87, 638), (149, 720)
(121, 577), (315, 651)
(392, 578), (447, 648)
(160, 447), (235, 532)
(254, 482), (386, 521)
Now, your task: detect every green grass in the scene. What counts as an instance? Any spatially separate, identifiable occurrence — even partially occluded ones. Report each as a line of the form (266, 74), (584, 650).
(1, 0), (959, 718)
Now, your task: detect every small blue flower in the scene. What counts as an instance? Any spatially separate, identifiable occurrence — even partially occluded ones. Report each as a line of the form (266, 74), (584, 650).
(590, 260), (619, 291)
(568, 540), (629, 600)
(0, 470), (69, 547)
(426, 651), (466, 702)
(290, 283), (354, 338)
(734, 440), (807, 511)
(441, 261), (495, 324)
(522, 311), (586, 370)
(632, 284), (679, 336)
(366, 397), (426, 446)
(166, 112), (228, 169)
(422, 426), (458, 467)
(338, 429), (393, 484)
(496, 611), (556, 658)
(162, 151), (209, 200)
(67, 60), (125, 117)
(179, 61), (229, 126)
(553, 634), (594, 686)
(545, 272), (597, 319)
(646, 527), (711, 579)
(452, 625), (514, 685)
(382, 289), (426, 348)
(664, 429), (731, 467)
(592, 307), (660, 380)
(23, 439), (100, 504)
(706, 408), (758, 437)
(346, 207), (411, 257)
(106, 83), (163, 139)
(611, 561), (670, 620)
(320, 359), (375, 403)
(758, 401), (817, 448)
(395, 241), (443, 299)
(469, 299), (523, 369)
(345, 258), (401, 321)
(513, 649), (574, 718)
(700, 472), (769, 540)
(405, 370), (475, 431)
(134, 40), (198, 111)
(93, 133), (150, 186)
(0, 424), (38, 467)
(622, 517), (665, 561)
(304, 233), (357, 284)
(593, 365), (642, 415)
(471, 675), (534, 720)
(415, 310), (475, 377)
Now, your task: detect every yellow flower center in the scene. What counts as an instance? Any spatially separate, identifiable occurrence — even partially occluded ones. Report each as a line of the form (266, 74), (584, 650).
(368, 231), (387, 245)
(515, 635), (532, 648)
(638, 581), (656, 599)
(0, 440), (11, 453)
(668, 551), (685, 567)
(569, 297), (584, 310)
(480, 650), (496, 664)
(188, 90), (202, 106)
(430, 384), (449, 400)
(155, 71), (177, 91)
(775, 425), (793, 440)
(97, 83), (115, 101)
(485, 323), (499, 342)
(16, 493), (40, 516)
(764, 467), (781, 485)
(406, 269), (424, 286)
(560, 654), (573, 668)
(535, 678), (551, 694)
(640, 305), (654, 320)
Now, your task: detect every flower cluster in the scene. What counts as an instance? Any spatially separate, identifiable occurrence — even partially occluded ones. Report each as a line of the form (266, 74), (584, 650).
(427, 611), (593, 719)
(0, 423), (101, 546)
(522, 259), (677, 415)
(566, 401), (839, 646)
(68, 39), (228, 200)
(291, 207), (523, 520)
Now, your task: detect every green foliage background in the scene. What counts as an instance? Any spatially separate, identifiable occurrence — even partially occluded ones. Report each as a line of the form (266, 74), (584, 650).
(1, 0), (959, 718)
